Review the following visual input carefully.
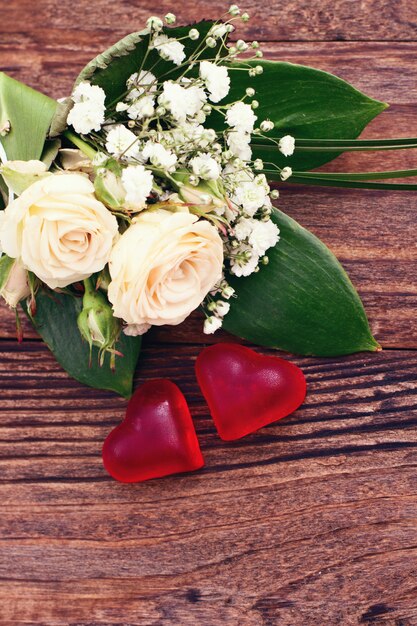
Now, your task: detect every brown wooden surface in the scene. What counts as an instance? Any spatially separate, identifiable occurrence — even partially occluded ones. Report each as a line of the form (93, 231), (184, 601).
(1, 1), (417, 624)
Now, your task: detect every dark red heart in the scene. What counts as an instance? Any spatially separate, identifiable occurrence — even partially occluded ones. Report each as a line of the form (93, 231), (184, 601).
(195, 343), (307, 440)
(102, 380), (204, 482)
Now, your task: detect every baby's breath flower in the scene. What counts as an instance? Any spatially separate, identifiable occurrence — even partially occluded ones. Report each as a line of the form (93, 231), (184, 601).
(142, 141), (177, 171)
(280, 167), (292, 181)
(210, 23), (228, 38)
(248, 219), (280, 255)
(151, 34), (186, 65)
(222, 284), (235, 299)
(216, 300), (230, 316)
(254, 158), (263, 170)
(164, 12), (176, 24)
(241, 12), (250, 21)
(121, 165), (154, 211)
(226, 131), (252, 162)
(231, 172), (270, 216)
(255, 65), (264, 75)
(126, 70), (157, 100)
(204, 315), (223, 334)
(67, 82), (106, 134)
(260, 119), (274, 132)
(105, 125), (140, 159)
(189, 28), (200, 40)
(251, 100), (259, 110)
(188, 174), (200, 186)
(159, 81), (206, 122)
(116, 101), (129, 112)
(230, 244), (259, 277)
(226, 102), (257, 134)
(229, 4), (240, 16)
(206, 37), (217, 48)
(146, 16), (163, 31)
(72, 82), (106, 105)
(127, 96), (155, 120)
(189, 153), (221, 180)
(200, 61), (230, 103)
(270, 189), (279, 199)
(236, 39), (248, 51)
(246, 87), (255, 97)
(67, 102), (105, 134)
(278, 135), (295, 157)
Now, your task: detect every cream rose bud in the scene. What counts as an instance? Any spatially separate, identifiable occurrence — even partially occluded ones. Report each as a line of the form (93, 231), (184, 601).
(108, 208), (224, 327)
(0, 173), (118, 290)
(0, 257), (30, 308)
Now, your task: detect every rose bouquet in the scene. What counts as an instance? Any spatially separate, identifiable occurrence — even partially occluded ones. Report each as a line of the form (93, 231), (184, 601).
(1, 7), (416, 397)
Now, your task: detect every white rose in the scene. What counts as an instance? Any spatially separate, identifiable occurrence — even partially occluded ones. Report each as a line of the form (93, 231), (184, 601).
(0, 173), (118, 289)
(108, 208), (223, 327)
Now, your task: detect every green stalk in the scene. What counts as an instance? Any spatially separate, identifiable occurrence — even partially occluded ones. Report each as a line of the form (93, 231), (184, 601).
(292, 168), (417, 181)
(265, 172), (417, 190)
(252, 136), (417, 152)
(64, 130), (97, 160)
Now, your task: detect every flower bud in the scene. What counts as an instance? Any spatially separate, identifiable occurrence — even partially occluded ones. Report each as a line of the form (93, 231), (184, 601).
(0, 256), (30, 308)
(147, 16), (163, 31)
(77, 278), (121, 367)
(189, 28), (200, 40)
(94, 168), (126, 211)
(164, 12), (176, 24)
(172, 170), (227, 214)
(204, 315), (222, 334)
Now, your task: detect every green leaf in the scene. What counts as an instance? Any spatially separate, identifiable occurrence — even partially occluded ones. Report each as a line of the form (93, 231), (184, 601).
(25, 289), (141, 398)
(223, 209), (380, 356)
(73, 21), (221, 105)
(0, 72), (57, 161)
(224, 60), (387, 170)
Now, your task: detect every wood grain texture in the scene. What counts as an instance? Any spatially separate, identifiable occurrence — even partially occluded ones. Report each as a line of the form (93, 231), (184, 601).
(0, 0), (416, 44)
(1, 0), (417, 624)
(0, 343), (417, 625)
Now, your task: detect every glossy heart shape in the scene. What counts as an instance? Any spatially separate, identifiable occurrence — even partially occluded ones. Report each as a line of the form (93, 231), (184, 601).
(102, 379), (204, 482)
(196, 343), (307, 440)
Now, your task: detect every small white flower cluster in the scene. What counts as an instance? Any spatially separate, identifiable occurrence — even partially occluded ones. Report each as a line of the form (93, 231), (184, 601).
(67, 82), (106, 135)
(64, 7), (296, 335)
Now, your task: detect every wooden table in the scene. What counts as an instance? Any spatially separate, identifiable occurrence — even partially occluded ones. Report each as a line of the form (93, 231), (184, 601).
(1, 2), (417, 624)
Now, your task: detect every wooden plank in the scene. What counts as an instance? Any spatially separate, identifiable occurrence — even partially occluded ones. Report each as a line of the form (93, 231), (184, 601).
(0, 342), (416, 624)
(0, 0), (416, 46)
(1, 41), (417, 105)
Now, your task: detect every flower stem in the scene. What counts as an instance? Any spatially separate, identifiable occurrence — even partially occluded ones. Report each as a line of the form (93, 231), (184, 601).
(64, 130), (97, 160)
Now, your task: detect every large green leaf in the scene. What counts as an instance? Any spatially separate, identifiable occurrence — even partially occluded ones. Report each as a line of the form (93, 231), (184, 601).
(0, 72), (57, 161)
(222, 60), (387, 171)
(223, 209), (379, 356)
(25, 290), (141, 398)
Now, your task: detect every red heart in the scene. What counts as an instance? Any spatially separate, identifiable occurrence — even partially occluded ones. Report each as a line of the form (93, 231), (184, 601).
(195, 343), (307, 440)
(102, 380), (204, 482)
